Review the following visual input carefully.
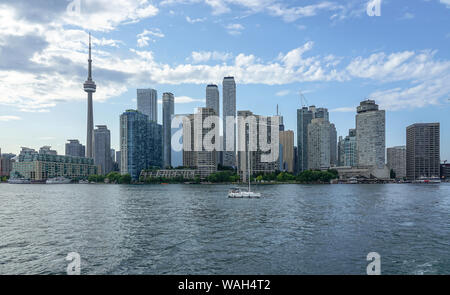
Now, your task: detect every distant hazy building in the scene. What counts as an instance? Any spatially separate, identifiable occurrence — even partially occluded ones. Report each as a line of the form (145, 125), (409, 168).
(110, 148), (116, 163)
(307, 118), (332, 170)
(65, 140), (85, 158)
(0, 148), (14, 177)
(206, 84), (220, 117)
(406, 123), (440, 181)
(94, 125), (112, 175)
(280, 130), (294, 173)
(223, 76), (236, 167)
(338, 136), (345, 166)
(297, 107), (314, 172)
(137, 88), (158, 122)
(330, 123), (337, 167)
(387, 146), (406, 179)
(293, 146), (298, 173)
(120, 110), (163, 180)
(11, 147), (97, 181)
(163, 92), (175, 168)
(356, 100), (386, 169)
(116, 151), (121, 168)
(237, 110), (280, 182)
(183, 108), (218, 179)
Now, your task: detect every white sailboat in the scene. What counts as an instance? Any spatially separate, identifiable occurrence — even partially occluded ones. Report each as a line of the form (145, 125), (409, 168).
(228, 146), (261, 198)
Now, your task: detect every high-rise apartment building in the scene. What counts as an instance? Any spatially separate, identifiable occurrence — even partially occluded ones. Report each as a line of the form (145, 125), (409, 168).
(137, 88), (158, 122)
(387, 146), (406, 179)
(65, 140), (85, 158)
(183, 108), (218, 179)
(307, 118), (332, 170)
(120, 110), (163, 180)
(280, 130), (294, 173)
(163, 92), (175, 168)
(206, 84), (220, 117)
(342, 129), (357, 167)
(406, 123), (440, 181)
(222, 76), (236, 167)
(237, 110), (280, 182)
(330, 123), (337, 167)
(94, 125), (112, 175)
(297, 107), (314, 173)
(356, 100), (386, 169)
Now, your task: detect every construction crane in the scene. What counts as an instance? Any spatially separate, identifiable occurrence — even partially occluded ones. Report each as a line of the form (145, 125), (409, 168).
(299, 90), (309, 108)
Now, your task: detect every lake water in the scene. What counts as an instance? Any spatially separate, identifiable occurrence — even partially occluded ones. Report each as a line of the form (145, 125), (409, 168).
(1, 183), (449, 275)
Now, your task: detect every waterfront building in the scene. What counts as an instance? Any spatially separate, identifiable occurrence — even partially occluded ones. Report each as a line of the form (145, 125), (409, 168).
(11, 147), (97, 181)
(296, 107), (314, 173)
(387, 146), (406, 179)
(116, 151), (121, 168)
(65, 140), (85, 158)
(137, 88), (158, 122)
(163, 92), (175, 168)
(206, 84), (220, 117)
(406, 123), (440, 181)
(307, 118), (332, 170)
(343, 129), (357, 167)
(237, 110), (280, 182)
(94, 125), (113, 175)
(83, 34), (96, 159)
(441, 163), (450, 180)
(120, 110), (163, 180)
(183, 108), (218, 179)
(280, 130), (294, 173)
(222, 76), (236, 167)
(39, 146), (57, 155)
(0, 148), (14, 177)
(356, 100), (386, 169)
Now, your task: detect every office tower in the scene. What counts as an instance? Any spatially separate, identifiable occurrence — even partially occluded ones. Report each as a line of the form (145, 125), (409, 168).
(280, 130), (294, 173)
(297, 107), (314, 173)
(137, 88), (158, 122)
(338, 136), (344, 166)
(330, 123), (337, 167)
(222, 76), (236, 167)
(237, 110), (280, 182)
(307, 118), (332, 170)
(163, 92), (175, 168)
(343, 129), (357, 167)
(206, 84), (220, 116)
(183, 108), (218, 179)
(116, 151), (121, 168)
(39, 146), (57, 155)
(387, 146), (406, 179)
(314, 107), (329, 121)
(83, 33), (96, 159)
(120, 110), (163, 180)
(275, 104), (285, 131)
(111, 149), (116, 163)
(65, 140), (85, 158)
(94, 125), (112, 175)
(406, 123), (440, 180)
(356, 100), (385, 169)
(11, 147), (97, 181)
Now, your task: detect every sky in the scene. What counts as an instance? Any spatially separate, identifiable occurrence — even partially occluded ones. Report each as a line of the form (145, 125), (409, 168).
(0, 0), (449, 160)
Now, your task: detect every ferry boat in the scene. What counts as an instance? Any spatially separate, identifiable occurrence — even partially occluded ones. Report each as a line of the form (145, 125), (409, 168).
(413, 177), (441, 184)
(46, 177), (72, 184)
(7, 178), (31, 184)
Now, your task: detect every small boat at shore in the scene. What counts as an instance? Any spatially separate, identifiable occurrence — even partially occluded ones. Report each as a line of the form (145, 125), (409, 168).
(413, 177), (441, 184)
(78, 180), (89, 184)
(228, 187), (261, 198)
(46, 177), (72, 184)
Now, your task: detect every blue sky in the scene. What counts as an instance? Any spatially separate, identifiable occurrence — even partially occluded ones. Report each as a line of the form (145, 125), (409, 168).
(0, 0), (449, 160)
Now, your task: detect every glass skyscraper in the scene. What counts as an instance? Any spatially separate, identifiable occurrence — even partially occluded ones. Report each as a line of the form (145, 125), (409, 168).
(137, 88), (158, 122)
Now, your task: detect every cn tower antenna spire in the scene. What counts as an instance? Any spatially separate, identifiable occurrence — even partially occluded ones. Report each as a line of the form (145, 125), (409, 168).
(84, 32), (96, 158)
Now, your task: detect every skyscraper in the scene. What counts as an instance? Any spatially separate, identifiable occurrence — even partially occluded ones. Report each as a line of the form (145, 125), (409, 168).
(163, 93), (175, 168)
(137, 88), (158, 122)
(65, 140), (85, 158)
(223, 76), (236, 167)
(83, 33), (96, 159)
(280, 130), (294, 173)
(356, 100), (385, 169)
(330, 123), (337, 167)
(343, 129), (357, 167)
(94, 125), (112, 175)
(206, 84), (220, 117)
(120, 110), (163, 180)
(406, 123), (440, 181)
(307, 118), (332, 170)
(387, 146), (406, 179)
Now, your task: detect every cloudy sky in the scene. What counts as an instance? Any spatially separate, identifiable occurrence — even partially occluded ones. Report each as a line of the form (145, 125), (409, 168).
(0, 0), (449, 160)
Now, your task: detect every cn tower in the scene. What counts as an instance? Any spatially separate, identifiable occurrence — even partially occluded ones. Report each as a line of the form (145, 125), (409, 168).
(83, 33), (96, 158)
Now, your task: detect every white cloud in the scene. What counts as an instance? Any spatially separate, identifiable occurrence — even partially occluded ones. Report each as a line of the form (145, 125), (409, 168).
(0, 115), (21, 122)
(440, 0), (450, 8)
(190, 51), (233, 63)
(186, 16), (207, 23)
(158, 96), (205, 104)
(276, 90), (290, 96)
(225, 23), (244, 35)
(400, 12), (415, 20)
(330, 107), (355, 112)
(137, 29), (165, 47)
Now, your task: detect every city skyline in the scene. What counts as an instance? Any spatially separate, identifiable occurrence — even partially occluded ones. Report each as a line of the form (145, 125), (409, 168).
(0, 1), (449, 161)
